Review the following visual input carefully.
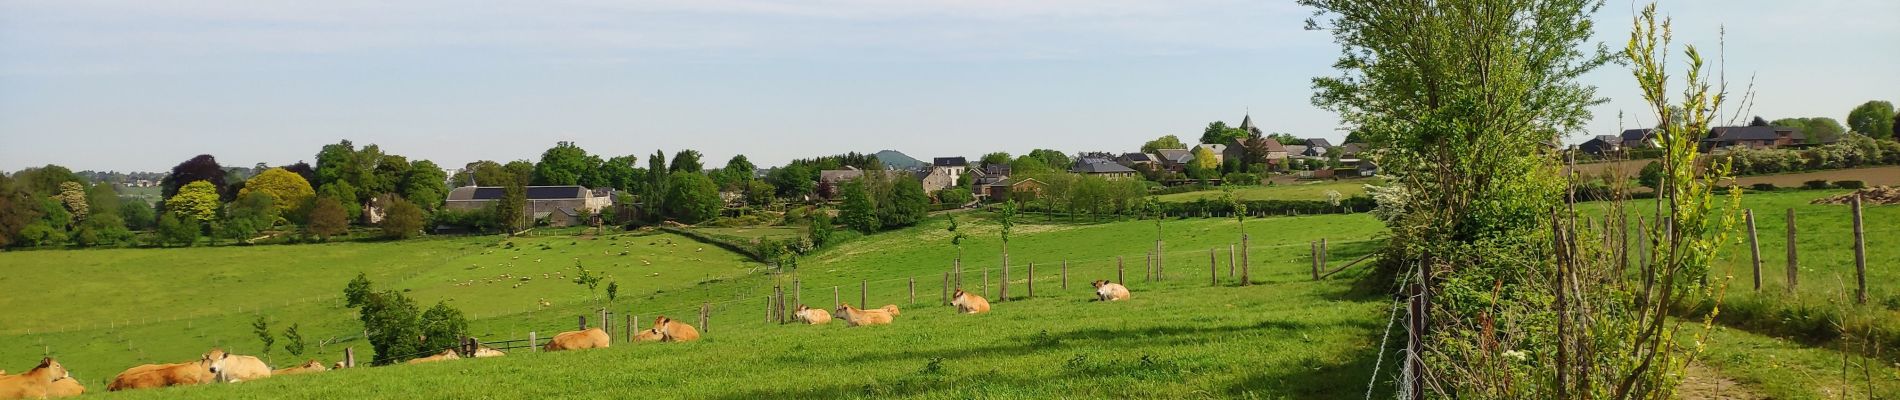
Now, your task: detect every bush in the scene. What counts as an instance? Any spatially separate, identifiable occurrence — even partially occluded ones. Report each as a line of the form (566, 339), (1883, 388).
(1833, 180), (1866, 189)
(1749, 183), (1777, 192)
(431, 207), (501, 233)
(1222, 173), (1261, 186)
(156, 213), (199, 247)
(1802, 180), (1830, 190)
(378, 196), (425, 239)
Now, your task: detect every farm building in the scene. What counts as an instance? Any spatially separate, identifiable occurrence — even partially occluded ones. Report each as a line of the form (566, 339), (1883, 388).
(443, 185), (613, 227)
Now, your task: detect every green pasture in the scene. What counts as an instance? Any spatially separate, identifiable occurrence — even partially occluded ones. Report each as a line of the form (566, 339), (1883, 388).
(1153, 180), (1376, 203)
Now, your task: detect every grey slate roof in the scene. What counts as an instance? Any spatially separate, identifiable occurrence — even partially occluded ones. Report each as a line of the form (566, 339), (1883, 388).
(1071, 160), (1137, 174)
(1304, 138), (1334, 148)
(932, 157), (968, 167)
(451, 185), (591, 201)
(1619, 128), (1655, 143)
(1705, 126), (1802, 142)
(1155, 149), (1193, 164)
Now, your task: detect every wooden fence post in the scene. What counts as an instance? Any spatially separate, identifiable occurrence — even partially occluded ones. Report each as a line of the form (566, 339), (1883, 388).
(1310, 241), (1319, 280)
(1062, 260), (1069, 289)
(764, 295), (772, 324)
(1117, 256), (1125, 284)
(626, 313), (635, 342)
(1027, 262), (1035, 298)
(1786, 208), (1798, 293)
(1853, 195), (1866, 304)
(941, 272), (949, 306)
(344, 347), (356, 367)
(794, 278), (802, 308)
(578, 315), (586, 331)
(1146, 252), (1154, 282)
(600, 309), (610, 335)
(1210, 248), (1218, 286)
(983, 269), (990, 298)
(1321, 238), (1328, 278)
(860, 281), (867, 308)
(909, 278), (916, 305)
(699, 303), (709, 333)
(833, 286), (840, 308)
(528, 332), (537, 353)
(1001, 262), (1010, 302)
(1229, 244), (1236, 278)
(1241, 234), (1251, 286)
(1745, 209), (1761, 291)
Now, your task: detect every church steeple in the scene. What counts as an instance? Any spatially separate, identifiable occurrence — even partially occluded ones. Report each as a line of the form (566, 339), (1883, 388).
(1238, 112), (1261, 135)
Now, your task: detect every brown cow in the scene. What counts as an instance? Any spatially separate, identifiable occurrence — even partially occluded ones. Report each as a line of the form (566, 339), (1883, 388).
(406, 349), (461, 365)
(652, 316), (700, 342)
(542, 328), (611, 351)
(1092, 280), (1130, 301)
(951, 289), (991, 314)
(107, 349), (228, 391)
(0, 357), (75, 399)
(793, 304), (832, 325)
(216, 353), (271, 382)
(832, 303), (897, 327)
(43, 376), (83, 399)
(632, 328), (664, 342)
(471, 346), (506, 358)
(272, 360), (328, 376)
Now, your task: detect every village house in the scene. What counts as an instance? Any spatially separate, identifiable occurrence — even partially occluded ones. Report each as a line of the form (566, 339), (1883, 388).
(1619, 128), (1656, 149)
(1699, 125), (1805, 152)
(1115, 152), (1159, 168)
(1154, 148), (1193, 171)
(443, 185), (613, 227)
(916, 157), (968, 194)
(1579, 135), (1622, 156)
(1070, 159), (1139, 180)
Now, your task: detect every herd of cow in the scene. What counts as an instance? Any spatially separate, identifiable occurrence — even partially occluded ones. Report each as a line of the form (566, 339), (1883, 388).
(0, 279), (1133, 399)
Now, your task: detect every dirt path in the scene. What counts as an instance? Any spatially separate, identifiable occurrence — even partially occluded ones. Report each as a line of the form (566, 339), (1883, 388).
(1678, 362), (1765, 400)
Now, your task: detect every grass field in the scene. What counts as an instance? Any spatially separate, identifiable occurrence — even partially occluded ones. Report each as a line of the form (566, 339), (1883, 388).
(691, 226), (806, 240)
(1153, 179), (1377, 203)
(4, 189), (1892, 398)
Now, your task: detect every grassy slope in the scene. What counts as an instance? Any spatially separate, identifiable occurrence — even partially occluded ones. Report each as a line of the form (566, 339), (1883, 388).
(1153, 180), (1374, 203)
(0, 231), (761, 392)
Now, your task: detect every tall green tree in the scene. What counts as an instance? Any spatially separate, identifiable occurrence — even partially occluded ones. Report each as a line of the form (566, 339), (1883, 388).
(838, 180), (878, 233)
(305, 197), (350, 241)
(533, 141), (601, 186)
(1025, 149), (1072, 171)
(669, 150), (704, 173)
(1769, 117), (1847, 144)
(1199, 121), (1248, 145)
(1846, 100), (1895, 137)
(167, 180), (223, 226)
(401, 160), (449, 211)
(417, 301), (469, 356)
(378, 196), (425, 239)
(645, 151), (668, 219)
(494, 180), (527, 233)
(220, 191), (278, 243)
(662, 172), (720, 224)
(978, 152), (1013, 168)
(1140, 135), (1187, 153)
(502, 161), (535, 186)
(240, 168), (316, 219)
(156, 213), (199, 247)
(599, 155), (640, 192)
(1302, 0), (1610, 396)
(884, 177), (928, 228)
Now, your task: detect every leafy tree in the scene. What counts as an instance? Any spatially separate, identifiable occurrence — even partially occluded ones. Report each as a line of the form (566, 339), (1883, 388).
(377, 196), (425, 239)
(315, 140), (360, 189)
(1770, 117), (1847, 144)
(979, 152), (1013, 168)
(1302, 0), (1611, 395)
(937, 187), (974, 205)
(14, 164), (84, 197)
(1747, 116), (1770, 127)
(768, 164), (816, 199)
(0, 176), (37, 248)
(502, 160), (535, 187)
(72, 211), (131, 247)
(606, 281), (619, 303)
(355, 290), (424, 365)
(533, 141), (601, 186)
(662, 172), (720, 224)
(252, 315), (275, 356)
(305, 197), (350, 241)
(945, 214), (966, 260)
(1025, 149), (1072, 171)
(599, 155), (641, 192)
(1637, 161), (1663, 189)
(282, 324), (307, 357)
(119, 200), (155, 231)
(1267, 133), (1302, 146)
(156, 213), (199, 247)
(240, 168), (316, 219)
(1199, 121), (1248, 145)
(717, 155), (757, 190)
(161, 155), (228, 200)
(1140, 135), (1187, 153)
(669, 149), (704, 173)
(1847, 100), (1895, 137)
(344, 272), (374, 308)
(416, 301), (468, 356)
(53, 181), (88, 224)
(316, 180), (361, 221)
(220, 191), (277, 243)
(367, 153), (410, 197)
(838, 181), (878, 233)
(282, 162), (318, 186)
(167, 180), (222, 226)
(808, 211), (834, 246)
(1009, 155), (1056, 175)
(570, 263), (605, 299)
(1186, 147), (1221, 179)
(884, 177), (928, 228)
(743, 179), (775, 207)
(494, 180), (527, 233)
(401, 160), (448, 211)
(645, 151), (668, 218)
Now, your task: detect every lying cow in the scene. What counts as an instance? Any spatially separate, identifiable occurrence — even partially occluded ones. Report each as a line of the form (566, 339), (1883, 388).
(216, 353), (272, 382)
(652, 316), (700, 342)
(951, 289), (991, 314)
(832, 303), (900, 327)
(793, 304), (832, 325)
(108, 349), (228, 391)
(406, 349), (461, 365)
(472, 346), (506, 358)
(543, 328), (611, 351)
(1092, 280), (1130, 301)
(272, 360), (328, 376)
(0, 357), (77, 399)
(632, 328), (664, 342)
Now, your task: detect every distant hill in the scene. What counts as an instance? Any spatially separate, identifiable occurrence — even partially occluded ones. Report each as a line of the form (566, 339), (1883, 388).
(873, 150), (927, 169)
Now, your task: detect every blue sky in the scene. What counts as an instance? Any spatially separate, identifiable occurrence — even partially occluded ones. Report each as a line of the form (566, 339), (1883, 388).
(2, 0), (1895, 172)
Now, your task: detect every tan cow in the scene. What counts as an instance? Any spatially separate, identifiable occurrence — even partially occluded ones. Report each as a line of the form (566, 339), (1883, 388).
(107, 349), (228, 391)
(793, 304), (832, 324)
(471, 346), (506, 358)
(951, 289), (991, 314)
(272, 360), (328, 376)
(832, 303), (897, 327)
(543, 328), (611, 351)
(406, 349), (461, 365)
(0, 357), (76, 399)
(632, 328), (664, 342)
(652, 316), (700, 342)
(216, 353), (271, 382)
(1092, 280), (1130, 301)
(43, 375), (83, 399)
